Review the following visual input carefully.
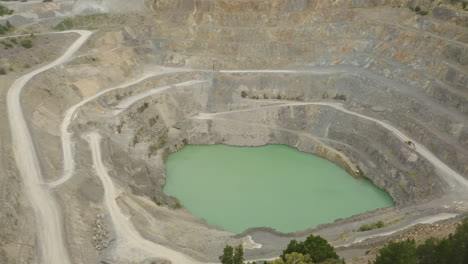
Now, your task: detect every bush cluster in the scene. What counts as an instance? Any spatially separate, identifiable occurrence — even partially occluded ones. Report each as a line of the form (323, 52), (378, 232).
(374, 218), (468, 264)
(410, 6), (430, 16)
(0, 20), (14, 35)
(220, 235), (343, 264)
(0, 5), (14, 16)
(359, 221), (385, 231)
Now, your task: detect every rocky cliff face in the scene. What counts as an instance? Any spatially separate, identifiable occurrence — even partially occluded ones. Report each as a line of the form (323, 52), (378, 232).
(141, 0), (468, 179)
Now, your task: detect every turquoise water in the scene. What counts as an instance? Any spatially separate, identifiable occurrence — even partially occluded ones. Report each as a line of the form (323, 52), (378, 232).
(164, 145), (394, 233)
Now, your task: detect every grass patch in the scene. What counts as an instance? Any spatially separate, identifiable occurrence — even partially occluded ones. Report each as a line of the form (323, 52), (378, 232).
(53, 18), (74, 31)
(359, 221), (385, 231)
(52, 13), (139, 31)
(137, 102), (149, 113)
(410, 6), (432, 16)
(152, 197), (165, 206)
(20, 39), (32, 49)
(0, 5), (14, 16)
(170, 202), (182, 210)
(0, 20), (14, 35)
(333, 93), (347, 101)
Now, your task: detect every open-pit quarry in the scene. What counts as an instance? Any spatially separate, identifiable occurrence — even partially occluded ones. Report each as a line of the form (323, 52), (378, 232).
(0, 0), (467, 263)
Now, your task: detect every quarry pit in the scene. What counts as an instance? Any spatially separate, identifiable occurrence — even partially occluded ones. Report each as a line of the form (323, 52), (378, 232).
(0, 0), (467, 263)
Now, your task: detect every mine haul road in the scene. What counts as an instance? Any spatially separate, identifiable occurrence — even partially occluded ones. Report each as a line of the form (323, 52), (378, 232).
(6, 30), (92, 264)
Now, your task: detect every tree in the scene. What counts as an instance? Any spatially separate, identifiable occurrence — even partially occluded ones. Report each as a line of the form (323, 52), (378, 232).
(375, 218), (468, 264)
(374, 240), (417, 264)
(416, 238), (440, 264)
(270, 253), (315, 264)
(281, 235), (338, 263)
(219, 245), (234, 264)
(219, 244), (244, 264)
(444, 217), (468, 264)
(234, 245), (244, 264)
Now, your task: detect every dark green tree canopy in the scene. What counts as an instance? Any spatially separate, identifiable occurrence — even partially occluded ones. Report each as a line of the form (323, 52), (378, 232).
(219, 244), (245, 264)
(375, 218), (468, 264)
(281, 235), (338, 263)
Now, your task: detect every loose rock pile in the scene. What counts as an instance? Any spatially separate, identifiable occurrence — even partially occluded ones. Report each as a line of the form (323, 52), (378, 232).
(91, 214), (112, 252)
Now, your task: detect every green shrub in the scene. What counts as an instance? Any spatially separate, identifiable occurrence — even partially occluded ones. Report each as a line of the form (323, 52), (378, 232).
(152, 197), (164, 206)
(20, 39), (32, 48)
(418, 10), (430, 15)
(9, 37), (16, 44)
(0, 68), (6, 75)
(359, 221), (385, 231)
(170, 202), (182, 210)
(53, 18), (74, 31)
(0, 6), (14, 16)
(0, 20), (14, 35)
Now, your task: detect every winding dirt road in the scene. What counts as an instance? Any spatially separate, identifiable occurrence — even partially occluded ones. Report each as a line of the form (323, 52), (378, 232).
(48, 68), (188, 187)
(85, 132), (212, 264)
(6, 30), (92, 264)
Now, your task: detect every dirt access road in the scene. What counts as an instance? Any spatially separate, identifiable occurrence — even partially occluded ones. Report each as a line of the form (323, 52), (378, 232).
(6, 30), (92, 264)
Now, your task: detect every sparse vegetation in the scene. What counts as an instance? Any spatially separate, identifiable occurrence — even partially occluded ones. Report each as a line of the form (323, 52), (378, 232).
(359, 221), (385, 231)
(410, 6), (431, 16)
(240, 90), (304, 102)
(137, 102), (149, 113)
(53, 13), (125, 31)
(170, 202), (182, 210)
(148, 116), (159, 127)
(1, 41), (13, 49)
(0, 67), (6, 75)
(0, 5), (14, 16)
(20, 39), (32, 49)
(152, 197), (164, 206)
(53, 18), (74, 31)
(0, 20), (14, 35)
(333, 93), (347, 101)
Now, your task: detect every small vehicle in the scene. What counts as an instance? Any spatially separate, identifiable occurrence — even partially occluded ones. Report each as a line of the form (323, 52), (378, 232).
(404, 140), (415, 148)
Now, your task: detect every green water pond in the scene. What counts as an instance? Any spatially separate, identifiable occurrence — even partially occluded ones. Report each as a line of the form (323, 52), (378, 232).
(164, 145), (394, 233)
